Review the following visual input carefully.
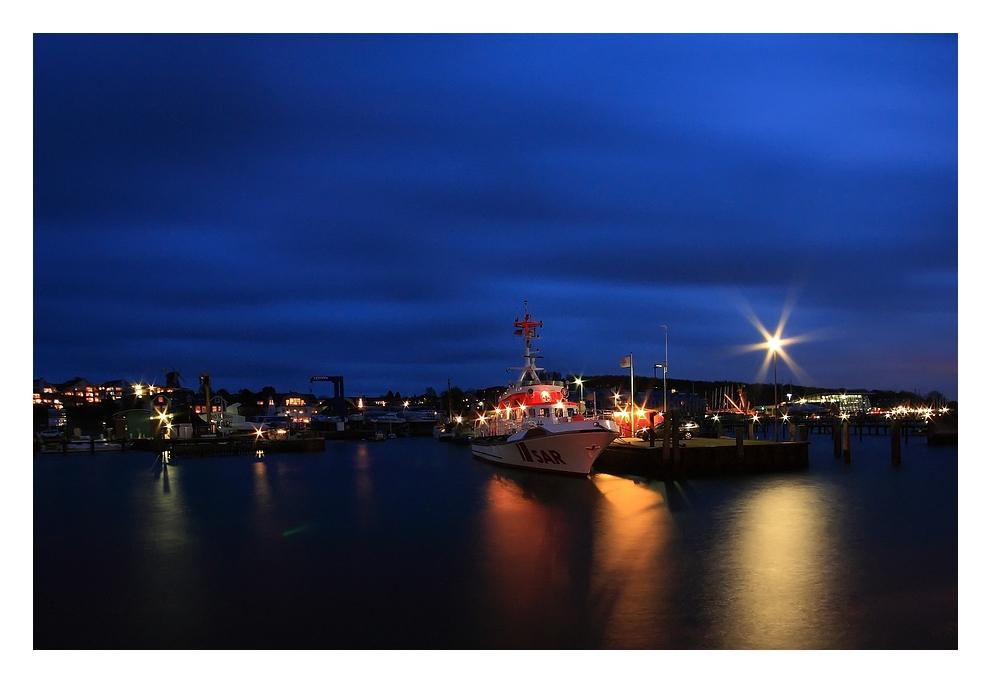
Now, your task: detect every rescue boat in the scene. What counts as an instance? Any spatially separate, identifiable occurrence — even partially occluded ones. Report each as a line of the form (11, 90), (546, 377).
(470, 304), (620, 475)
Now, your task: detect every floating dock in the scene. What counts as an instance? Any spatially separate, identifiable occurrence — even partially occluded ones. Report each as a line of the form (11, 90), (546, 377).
(593, 436), (809, 480)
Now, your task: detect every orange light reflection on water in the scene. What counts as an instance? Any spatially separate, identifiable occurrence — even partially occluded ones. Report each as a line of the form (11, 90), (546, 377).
(589, 474), (677, 648)
(478, 475), (573, 646)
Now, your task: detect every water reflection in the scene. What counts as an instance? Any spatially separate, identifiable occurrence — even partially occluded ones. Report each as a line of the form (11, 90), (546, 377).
(590, 475), (677, 648)
(477, 472), (595, 647)
(353, 443), (374, 524)
(252, 460), (277, 538)
(132, 460), (206, 641)
(707, 480), (844, 649)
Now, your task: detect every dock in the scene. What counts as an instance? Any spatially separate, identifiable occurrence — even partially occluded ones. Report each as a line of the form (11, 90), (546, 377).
(593, 436), (809, 480)
(127, 436), (327, 458)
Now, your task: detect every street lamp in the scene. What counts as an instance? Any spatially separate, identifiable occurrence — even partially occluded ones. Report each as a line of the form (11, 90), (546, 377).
(768, 336), (781, 441)
(654, 363), (666, 414)
(660, 325), (668, 416)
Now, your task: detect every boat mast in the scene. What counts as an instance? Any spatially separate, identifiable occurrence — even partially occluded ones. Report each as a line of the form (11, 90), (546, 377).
(511, 300), (543, 386)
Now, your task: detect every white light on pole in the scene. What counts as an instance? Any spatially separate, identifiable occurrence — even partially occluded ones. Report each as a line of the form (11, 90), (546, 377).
(661, 325), (668, 416)
(768, 336), (781, 441)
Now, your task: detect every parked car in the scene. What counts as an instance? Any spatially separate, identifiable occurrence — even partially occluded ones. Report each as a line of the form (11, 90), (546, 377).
(635, 420), (700, 441)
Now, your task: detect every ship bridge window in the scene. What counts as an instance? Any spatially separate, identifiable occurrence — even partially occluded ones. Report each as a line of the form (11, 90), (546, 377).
(554, 408), (564, 418)
(540, 408), (550, 418)
(528, 409), (536, 418)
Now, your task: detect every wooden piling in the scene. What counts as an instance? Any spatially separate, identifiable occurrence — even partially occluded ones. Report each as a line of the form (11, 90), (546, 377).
(798, 425), (808, 442)
(832, 419), (842, 458)
(891, 419), (902, 465)
(736, 430), (744, 464)
(842, 421), (851, 463)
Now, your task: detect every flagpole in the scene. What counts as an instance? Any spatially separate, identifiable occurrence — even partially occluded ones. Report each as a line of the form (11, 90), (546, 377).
(630, 352), (635, 437)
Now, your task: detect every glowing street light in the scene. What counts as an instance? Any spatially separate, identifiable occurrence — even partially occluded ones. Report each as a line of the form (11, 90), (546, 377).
(767, 335), (781, 441)
(660, 325), (668, 415)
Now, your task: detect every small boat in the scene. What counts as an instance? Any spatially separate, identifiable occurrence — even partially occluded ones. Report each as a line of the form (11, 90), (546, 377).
(433, 421), (455, 442)
(402, 409), (438, 424)
(369, 412), (407, 425)
(470, 303), (620, 475)
(38, 429), (62, 445)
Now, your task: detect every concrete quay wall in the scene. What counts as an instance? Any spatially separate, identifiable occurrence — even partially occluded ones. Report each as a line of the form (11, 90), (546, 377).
(593, 437), (809, 480)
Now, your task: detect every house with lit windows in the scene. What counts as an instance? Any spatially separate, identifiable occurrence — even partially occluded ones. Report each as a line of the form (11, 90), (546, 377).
(272, 392), (319, 426)
(98, 379), (130, 403)
(58, 378), (99, 406)
(33, 378), (61, 406)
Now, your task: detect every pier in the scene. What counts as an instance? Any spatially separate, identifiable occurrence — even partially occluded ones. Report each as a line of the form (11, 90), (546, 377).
(128, 436), (327, 459)
(594, 436), (809, 480)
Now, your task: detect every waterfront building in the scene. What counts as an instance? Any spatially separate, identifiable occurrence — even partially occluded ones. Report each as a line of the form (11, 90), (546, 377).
(58, 378), (99, 406)
(33, 378), (61, 406)
(805, 392), (872, 415)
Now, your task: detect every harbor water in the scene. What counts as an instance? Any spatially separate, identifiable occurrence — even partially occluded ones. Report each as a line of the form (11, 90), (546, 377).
(34, 432), (957, 649)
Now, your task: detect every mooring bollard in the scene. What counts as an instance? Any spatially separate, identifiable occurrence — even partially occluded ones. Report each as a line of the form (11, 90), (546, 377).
(891, 419), (902, 465)
(842, 421), (851, 463)
(748, 420), (755, 440)
(832, 420), (842, 458)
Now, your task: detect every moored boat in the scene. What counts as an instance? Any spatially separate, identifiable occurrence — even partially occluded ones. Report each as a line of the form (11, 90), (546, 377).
(470, 303), (620, 475)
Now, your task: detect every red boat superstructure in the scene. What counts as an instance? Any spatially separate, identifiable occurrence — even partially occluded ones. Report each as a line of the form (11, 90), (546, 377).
(470, 304), (620, 475)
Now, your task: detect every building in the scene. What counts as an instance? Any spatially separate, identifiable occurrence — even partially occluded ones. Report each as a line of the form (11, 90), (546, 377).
(33, 378), (61, 406)
(58, 378), (99, 406)
(805, 393), (872, 415)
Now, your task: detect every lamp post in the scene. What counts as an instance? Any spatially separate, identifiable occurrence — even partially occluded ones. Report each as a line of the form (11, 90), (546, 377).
(574, 377), (584, 414)
(661, 325), (668, 416)
(768, 336), (781, 441)
(654, 363), (666, 413)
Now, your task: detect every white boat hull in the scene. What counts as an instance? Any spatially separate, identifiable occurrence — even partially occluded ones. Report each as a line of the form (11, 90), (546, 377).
(471, 422), (618, 475)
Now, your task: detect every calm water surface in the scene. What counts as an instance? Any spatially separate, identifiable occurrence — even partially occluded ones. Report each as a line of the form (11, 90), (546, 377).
(34, 433), (957, 649)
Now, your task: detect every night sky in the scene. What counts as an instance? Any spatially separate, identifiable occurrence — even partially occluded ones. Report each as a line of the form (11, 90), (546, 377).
(32, 33), (959, 399)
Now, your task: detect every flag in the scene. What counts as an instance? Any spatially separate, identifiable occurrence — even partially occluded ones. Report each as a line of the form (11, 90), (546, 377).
(620, 355), (632, 369)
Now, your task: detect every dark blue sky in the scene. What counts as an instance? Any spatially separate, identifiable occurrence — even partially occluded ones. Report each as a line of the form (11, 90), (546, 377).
(32, 34), (958, 399)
